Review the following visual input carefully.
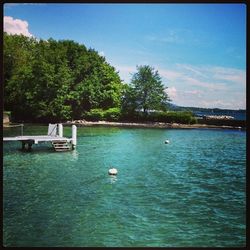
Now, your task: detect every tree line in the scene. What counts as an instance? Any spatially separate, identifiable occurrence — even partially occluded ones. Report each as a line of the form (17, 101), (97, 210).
(3, 33), (196, 124)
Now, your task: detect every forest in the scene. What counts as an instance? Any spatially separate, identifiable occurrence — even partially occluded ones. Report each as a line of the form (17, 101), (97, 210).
(3, 33), (196, 124)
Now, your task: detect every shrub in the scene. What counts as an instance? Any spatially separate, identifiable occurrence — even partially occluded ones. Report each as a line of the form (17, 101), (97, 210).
(189, 116), (197, 124)
(83, 108), (122, 122)
(83, 109), (197, 124)
(84, 109), (105, 121)
(147, 111), (197, 124)
(103, 108), (121, 121)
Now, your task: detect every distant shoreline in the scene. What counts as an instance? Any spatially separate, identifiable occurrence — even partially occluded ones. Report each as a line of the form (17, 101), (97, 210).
(63, 120), (245, 130)
(3, 120), (245, 130)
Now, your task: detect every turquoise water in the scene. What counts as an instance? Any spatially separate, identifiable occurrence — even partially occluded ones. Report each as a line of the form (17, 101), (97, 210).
(3, 126), (246, 247)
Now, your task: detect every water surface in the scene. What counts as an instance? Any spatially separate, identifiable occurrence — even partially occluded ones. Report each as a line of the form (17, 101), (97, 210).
(3, 126), (246, 247)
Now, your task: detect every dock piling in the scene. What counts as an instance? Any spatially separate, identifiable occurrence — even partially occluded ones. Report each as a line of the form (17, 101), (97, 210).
(58, 123), (63, 137)
(21, 140), (33, 151)
(72, 125), (77, 149)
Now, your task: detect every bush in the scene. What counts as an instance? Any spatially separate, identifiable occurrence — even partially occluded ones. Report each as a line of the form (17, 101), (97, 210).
(103, 108), (121, 121)
(189, 116), (197, 124)
(83, 108), (122, 121)
(83, 109), (197, 124)
(147, 111), (197, 124)
(84, 109), (105, 121)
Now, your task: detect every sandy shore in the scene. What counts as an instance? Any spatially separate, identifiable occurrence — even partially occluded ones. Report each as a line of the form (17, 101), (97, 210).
(64, 120), (244, 130)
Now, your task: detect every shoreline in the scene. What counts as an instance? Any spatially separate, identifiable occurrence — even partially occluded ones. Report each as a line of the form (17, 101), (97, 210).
(63, 120), (245, 130)
(3, 120), (245, 130)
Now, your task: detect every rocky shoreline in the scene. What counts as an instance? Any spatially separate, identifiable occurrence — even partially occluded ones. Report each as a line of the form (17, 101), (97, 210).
(64, 120), (244, 130)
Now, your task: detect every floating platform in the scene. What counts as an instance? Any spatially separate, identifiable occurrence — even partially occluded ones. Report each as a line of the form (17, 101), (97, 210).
(3, 135), (72, 143)
(3, 124), (77, 152)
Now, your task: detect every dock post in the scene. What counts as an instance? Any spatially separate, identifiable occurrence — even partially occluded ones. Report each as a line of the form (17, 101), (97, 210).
(28, 141), (33, 151)
(58, 123), (63, 137)
(21, 140), (33, 151)
(72, 125), (77, 149)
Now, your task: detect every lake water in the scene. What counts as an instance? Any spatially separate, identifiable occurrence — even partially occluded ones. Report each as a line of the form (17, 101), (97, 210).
(3, 125), (246, 247)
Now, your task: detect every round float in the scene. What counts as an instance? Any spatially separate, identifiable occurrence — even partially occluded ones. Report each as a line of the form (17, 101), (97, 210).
(108, 168), (118, 175)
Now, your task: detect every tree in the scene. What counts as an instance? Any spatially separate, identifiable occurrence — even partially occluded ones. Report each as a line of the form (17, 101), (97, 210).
(3, 33), (124, 122)
(121, 83), (138, 119)
(130, 65), (171, 115)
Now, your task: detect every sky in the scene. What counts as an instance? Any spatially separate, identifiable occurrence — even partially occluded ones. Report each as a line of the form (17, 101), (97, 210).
(3, 3), (246, 109)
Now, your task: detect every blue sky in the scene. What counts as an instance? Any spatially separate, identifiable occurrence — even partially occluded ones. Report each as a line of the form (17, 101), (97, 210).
(4, 3), (246, 109)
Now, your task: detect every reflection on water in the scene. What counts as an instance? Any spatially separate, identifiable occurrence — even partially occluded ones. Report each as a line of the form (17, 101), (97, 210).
(71, 150), (79, 160)
(109, 175), (118, 184)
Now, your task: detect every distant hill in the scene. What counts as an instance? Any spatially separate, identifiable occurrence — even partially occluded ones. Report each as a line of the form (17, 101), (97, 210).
(168, 104), (246, 120)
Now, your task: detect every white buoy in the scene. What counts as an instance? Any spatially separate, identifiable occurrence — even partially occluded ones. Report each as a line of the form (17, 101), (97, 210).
(165, 140), (170, 144)
(108, 168), (118, 175)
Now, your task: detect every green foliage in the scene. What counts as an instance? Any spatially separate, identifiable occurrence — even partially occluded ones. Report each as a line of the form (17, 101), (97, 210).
(103, 108), (121, 121)
(84, 108), (121, 122)
(126, 65), (171, 115)
(3, 33), (123, 122)
(4, 33), (196, 125)
(148, 111), (197, 124)
(84, 109), (104, 121)
(121, 83), (138, 119)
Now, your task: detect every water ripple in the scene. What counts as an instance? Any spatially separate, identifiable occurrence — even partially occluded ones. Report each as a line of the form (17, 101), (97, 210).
(3, 127), (246, 247)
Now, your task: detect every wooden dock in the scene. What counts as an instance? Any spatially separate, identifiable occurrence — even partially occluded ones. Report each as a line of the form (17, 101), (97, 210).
(3, 124), (77, 152)
(3, 135), (72, 143)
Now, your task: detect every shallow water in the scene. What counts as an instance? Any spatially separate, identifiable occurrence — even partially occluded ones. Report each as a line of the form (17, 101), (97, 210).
(3, 126), (246, 247)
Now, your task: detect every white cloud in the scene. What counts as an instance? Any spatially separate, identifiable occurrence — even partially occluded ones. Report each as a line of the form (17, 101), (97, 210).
(4, 16), (33, 37)
(113, 62), (246, 109)
(158, 68), (182, 81)
(181, 76), (228, 91)
(160, 63), (245, 91)
(210, 67), (246, 86)
(114, 65), (136, 83)
(179, 64), (246, 87)
(165, 87), (177, 99)
(146, 30), (181, 44)
(198, 99), (241, 109)
(184, 89), (203, 96)
(162, 64), (245, 109)
(176, 64), (206, 78)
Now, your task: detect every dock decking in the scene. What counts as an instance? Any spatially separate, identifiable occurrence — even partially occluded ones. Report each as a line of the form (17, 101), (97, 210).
(3, 124), (77, 151)
(3, 135), (72, 144)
